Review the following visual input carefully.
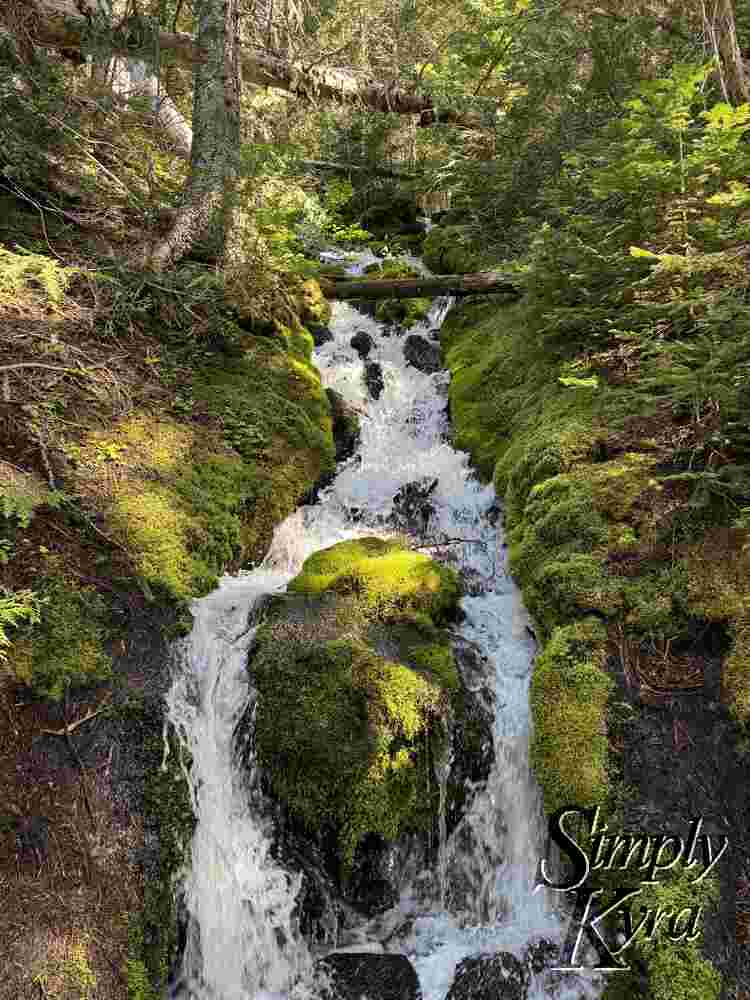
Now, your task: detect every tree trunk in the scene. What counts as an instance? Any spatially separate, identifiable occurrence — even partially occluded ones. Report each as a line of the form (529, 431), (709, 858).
(148, 0), (242, 270)
(710, 0), (750, 105)
(22, 0), (485, 127)
(319, 272), (521, 300)
(109, 57), (193, 160)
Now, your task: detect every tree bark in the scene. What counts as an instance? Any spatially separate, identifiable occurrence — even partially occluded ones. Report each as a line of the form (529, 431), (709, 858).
(148, 0), (242, 270)
(319, 272), (521, 300)
(22, 0), (485, 127)
(709, 0), (750, 105)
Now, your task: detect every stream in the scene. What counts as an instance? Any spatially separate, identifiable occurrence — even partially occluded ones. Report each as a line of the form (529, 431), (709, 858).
(162, 248), (599, 1000)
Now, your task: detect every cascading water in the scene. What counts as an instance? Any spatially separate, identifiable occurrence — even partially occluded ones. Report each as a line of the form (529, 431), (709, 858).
(164, 248), (599, 1000)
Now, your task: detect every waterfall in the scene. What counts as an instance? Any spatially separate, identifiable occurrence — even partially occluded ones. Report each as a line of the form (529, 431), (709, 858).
(164, 250), (598, 999)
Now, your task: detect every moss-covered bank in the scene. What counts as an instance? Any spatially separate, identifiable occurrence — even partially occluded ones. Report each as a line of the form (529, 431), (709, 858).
(251, 537), (463, 872)
(440, 295), (744, 999)
(0, 242), (337, 997)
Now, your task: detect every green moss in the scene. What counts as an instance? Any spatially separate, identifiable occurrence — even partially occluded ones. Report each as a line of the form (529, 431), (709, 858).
(288, 537), (460, 624)
(530, 619), (613, 814)
(6, 574), (111, 701)
(407, 641), (458, 690)
(254, 538), (461, 870)
(254, 631), (443, 868)
(637, 873), (722, 1000)
(363, 259), (419, 280)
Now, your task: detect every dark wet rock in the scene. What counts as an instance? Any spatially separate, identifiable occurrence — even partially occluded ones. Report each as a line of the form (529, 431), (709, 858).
(427, 327), (442, 341)
(316, 953), (421, 1000)
(392, 477), (438, 533)
(347, 833), (398, 914)
(364, 362), (385, 400)
(447, 952), (529, 1000)
(445, 640), (494, 842)
(327, 389), (360, 464)
(350, 330), (374, 359)
(309, 322), (334, 346)
(403, 334), (442, 374)
(351, 299), (378, 319)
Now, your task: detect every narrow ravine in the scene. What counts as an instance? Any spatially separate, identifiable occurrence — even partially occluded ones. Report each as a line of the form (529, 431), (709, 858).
(163, 249), (597, 1000)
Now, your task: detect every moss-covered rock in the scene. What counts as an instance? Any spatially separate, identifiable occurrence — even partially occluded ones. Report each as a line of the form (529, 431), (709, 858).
(252, 538), (462, 870)
(375, 296), (432, 329)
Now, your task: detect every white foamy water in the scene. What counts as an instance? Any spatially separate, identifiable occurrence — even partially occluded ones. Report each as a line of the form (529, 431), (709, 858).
(164, 250), (599, 1000)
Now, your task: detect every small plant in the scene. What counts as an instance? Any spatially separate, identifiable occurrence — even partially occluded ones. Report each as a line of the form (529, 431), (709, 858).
(0, 587), (42, 663)
(0, 243), (79, 309)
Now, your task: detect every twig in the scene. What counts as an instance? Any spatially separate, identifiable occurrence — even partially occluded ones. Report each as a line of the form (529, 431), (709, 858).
(40, 699), (110, 737)
(412, 537), (484, 549)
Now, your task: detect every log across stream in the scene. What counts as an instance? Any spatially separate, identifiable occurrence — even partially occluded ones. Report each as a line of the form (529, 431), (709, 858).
(319, 271), (522, 300)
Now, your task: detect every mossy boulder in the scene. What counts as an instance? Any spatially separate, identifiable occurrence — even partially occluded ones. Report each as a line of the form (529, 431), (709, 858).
(375, 297), (433, 329)
(251, 538), (462, 874)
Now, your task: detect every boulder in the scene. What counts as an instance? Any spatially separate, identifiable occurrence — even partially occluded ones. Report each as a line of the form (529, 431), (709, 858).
(249, 539), (461, 888)
(403, 334), (442, 374)
(447, 953), (528, 1000)
(316, 953), (421, 1000)
(350, 330), (374, 359)
(309, 322), (334, 346)
(326, 389), (360, 464)
(364, 361), (385, 400)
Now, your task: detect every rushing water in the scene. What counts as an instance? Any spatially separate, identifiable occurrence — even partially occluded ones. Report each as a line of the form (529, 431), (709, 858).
(164, 249), (598, 1000)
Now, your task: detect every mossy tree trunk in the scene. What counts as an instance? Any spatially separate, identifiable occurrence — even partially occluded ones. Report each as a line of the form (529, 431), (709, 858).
(148, 0), (242, 271)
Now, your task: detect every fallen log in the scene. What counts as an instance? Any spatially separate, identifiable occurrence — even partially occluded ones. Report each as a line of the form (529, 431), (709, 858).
(22, 0), (486, 128)
(319, 272), (522, 300)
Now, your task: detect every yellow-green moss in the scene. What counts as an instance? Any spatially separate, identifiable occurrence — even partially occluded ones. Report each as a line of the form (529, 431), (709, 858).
(679, 534), (750, 718)
(69, 329), (335, 601)
(288, 537), (460, 624)
(5, 573), (111, 701)
(298, 278), (332, 326)
(638, 873), (721, 1000)
(530, 619), (613, 814)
